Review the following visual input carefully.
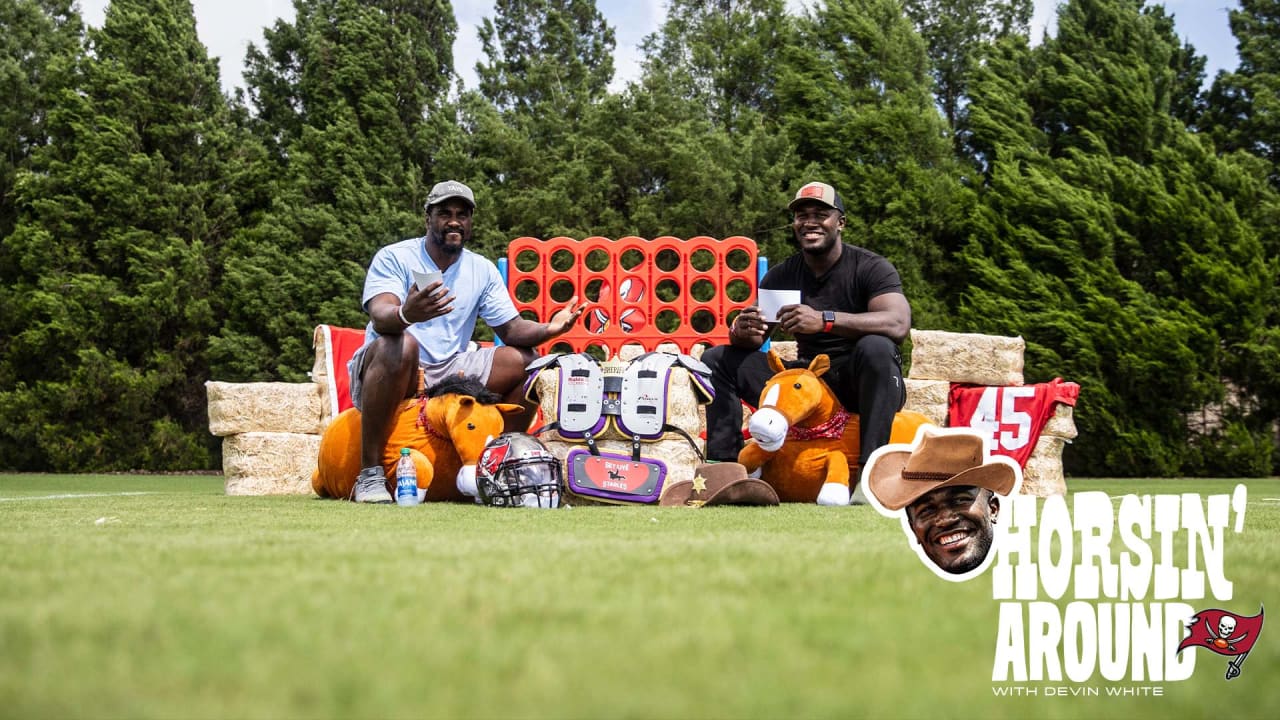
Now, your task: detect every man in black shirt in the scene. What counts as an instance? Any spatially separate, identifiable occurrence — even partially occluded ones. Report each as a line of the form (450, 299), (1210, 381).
(702, 181), (911, 502)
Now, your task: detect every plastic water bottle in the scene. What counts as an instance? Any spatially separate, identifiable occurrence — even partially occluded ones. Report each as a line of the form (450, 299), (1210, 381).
(395, 448), (420, 506)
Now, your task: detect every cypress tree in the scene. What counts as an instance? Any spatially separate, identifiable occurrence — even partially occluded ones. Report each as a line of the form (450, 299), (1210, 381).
(0, 0), (266, 470)
(455, 0), (618, 250)
(958, 0), (1277, 476)
(903, 0), (1032, 144)
(0, 0), (82, 241)
(1204, 0), (1280, 184)
(639, 0), (791, 132)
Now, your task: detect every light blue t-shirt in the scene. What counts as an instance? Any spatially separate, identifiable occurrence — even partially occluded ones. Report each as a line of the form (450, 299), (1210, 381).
(360, 237), (518, 365)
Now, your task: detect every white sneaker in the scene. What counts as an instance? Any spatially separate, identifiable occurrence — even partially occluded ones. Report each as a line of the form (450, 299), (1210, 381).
(351, 467), (392, 504)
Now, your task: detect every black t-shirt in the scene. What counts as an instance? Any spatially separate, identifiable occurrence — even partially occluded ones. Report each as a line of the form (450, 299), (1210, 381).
(760, 243), (903, 362)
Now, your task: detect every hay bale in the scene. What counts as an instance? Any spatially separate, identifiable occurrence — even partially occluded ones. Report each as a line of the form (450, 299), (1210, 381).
(1042, 403), (1078, 440)
(769, 341), (798, 362)
(310, 325), (330, 388)
(904, 379), (950, 426)
(908, 330), (1024, 386)
(1021, 435), (1068, 497)
(222, 432), (322, 495)
(206, 381), (324, 436)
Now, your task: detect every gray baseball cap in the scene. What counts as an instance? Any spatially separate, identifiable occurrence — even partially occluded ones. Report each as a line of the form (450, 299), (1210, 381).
(424, 180), (476, 210)
(788, 181), (845, 214)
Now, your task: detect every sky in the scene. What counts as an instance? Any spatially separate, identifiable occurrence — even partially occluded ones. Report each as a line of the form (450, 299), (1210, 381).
(76, 0), (1243, 97)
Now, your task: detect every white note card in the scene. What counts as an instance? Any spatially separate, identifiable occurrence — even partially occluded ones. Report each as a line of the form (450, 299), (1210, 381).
(412, 269), (443, 288)
(758, 289), (801, 322)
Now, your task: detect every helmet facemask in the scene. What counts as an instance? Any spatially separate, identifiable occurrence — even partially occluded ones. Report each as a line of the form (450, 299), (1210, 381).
(477, 433), (565, 508)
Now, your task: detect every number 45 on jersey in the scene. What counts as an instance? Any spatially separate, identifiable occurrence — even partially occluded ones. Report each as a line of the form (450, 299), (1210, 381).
(948, 380), (1080, 467)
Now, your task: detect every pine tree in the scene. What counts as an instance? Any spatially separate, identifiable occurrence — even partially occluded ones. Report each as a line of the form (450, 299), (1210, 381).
(0, 0), (267, 470)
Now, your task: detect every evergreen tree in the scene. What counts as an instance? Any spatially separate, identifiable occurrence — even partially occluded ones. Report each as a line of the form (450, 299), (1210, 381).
(454, 0), (618, 253)
(776, 0), (961, 329)
(639, 0), (791, 132)
(957, 0), (1278, 476)
(1144, 3), (1208, 129)
(1200, 0), (1280, 472)
(903, 0), (1032, 137)
(0, 0), (81, 240)
(1204, 0), (1280, 184)
(0, 0), (267, 470)
(213, 0), (457, 380)
(476, 0), (613, 117)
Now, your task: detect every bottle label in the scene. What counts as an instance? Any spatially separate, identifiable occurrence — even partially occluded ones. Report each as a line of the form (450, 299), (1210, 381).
(396, 459), (418, 505)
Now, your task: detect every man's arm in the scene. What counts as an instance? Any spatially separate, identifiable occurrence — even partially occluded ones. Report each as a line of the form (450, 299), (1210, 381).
(774, 291), (911, 344)
(368, 280), (455, 334)
(835, 291), (911, 344)
(367, 292), (409, 334)
(492, 296), (586, 348)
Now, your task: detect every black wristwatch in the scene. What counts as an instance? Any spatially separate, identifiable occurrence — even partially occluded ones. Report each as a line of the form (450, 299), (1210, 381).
(822, 310), (836, 333)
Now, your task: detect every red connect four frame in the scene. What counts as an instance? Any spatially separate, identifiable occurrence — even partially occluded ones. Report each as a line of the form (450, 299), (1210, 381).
(503, 236), (760, 356)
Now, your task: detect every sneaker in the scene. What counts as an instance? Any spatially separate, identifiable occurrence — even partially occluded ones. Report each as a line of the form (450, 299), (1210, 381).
(352, 467), (392, 504)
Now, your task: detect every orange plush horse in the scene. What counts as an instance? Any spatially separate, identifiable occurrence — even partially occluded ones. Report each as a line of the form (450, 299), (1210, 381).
(738, 350), (929, 504)
(312, 375), (523, 502)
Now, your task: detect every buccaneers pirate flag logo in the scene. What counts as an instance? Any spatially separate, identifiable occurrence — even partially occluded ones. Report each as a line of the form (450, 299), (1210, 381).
(1177, 607), (1265, 680)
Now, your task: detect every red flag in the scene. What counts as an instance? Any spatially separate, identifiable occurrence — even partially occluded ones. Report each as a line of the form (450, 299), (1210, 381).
(1178, 608), (1265, 657)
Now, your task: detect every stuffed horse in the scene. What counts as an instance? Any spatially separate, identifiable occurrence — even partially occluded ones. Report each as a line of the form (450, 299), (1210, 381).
(738, 350), (929, 505)
(312, 375), (523, 502)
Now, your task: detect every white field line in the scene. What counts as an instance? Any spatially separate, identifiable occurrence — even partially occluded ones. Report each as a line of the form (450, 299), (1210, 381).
(0, 491), (159, 503)
(1108, 495), (1280, 503)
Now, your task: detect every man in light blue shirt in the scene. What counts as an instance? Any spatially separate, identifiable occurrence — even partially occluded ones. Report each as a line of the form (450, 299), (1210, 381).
(347, 180), (584, 502)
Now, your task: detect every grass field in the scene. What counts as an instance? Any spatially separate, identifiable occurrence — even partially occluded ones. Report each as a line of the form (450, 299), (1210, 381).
(1, 474), (1277, 719)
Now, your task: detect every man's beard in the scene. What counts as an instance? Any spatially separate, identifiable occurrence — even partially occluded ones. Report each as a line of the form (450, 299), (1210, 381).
(430, 228), (466, 256)
(943, 524), (994, 575)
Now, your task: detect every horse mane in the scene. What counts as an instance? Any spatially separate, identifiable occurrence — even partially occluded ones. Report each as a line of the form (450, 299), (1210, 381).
(425, 374), (502, 405)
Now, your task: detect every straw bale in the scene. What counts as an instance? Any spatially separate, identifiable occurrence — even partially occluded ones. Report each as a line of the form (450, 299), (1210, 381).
(310, 325), (329, 386)
(542, 436), (704, 506)
(904, 379), (950, 426)
(206, 381), (324, 436)
(1021, 435), (1068, 497)
(222, 432), (321, 495)
(908, 330), (1024, 386)
(769, 341), (798, 362)
(1042, 403), (1078, 440)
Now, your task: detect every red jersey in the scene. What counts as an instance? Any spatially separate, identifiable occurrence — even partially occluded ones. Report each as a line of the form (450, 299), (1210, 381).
(948, 378), (1080, 467)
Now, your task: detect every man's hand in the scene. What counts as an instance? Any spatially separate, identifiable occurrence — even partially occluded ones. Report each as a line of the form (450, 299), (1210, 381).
(775, 304), (824, 335)
(731, 306), (769, 344)
(546, 295), (587, 337)
(402, 279), (455, 324)
(732, 302), (768, 348)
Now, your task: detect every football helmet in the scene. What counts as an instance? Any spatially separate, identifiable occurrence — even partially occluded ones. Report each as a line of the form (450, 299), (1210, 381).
(476, 432), (564, 508)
